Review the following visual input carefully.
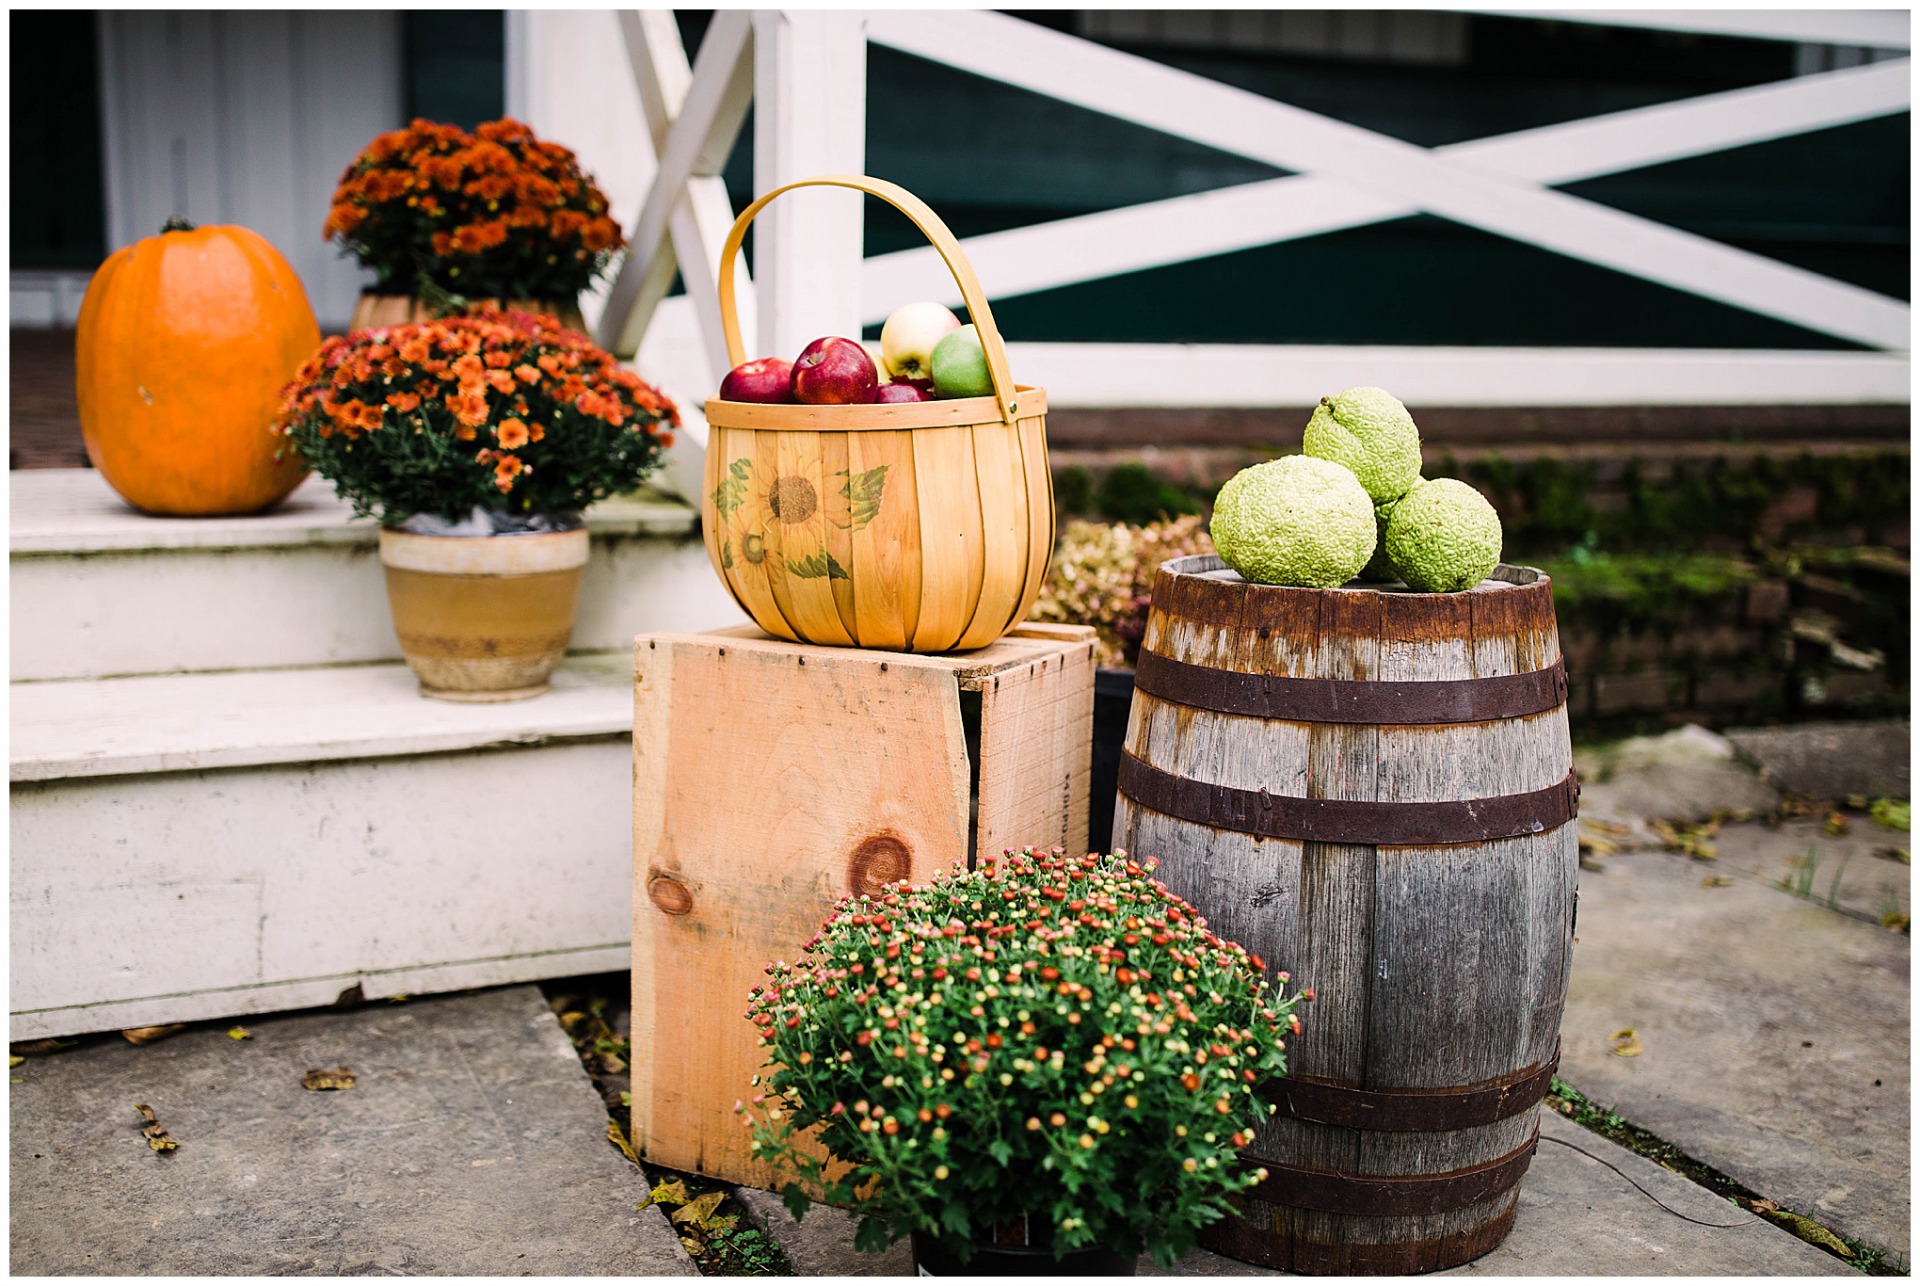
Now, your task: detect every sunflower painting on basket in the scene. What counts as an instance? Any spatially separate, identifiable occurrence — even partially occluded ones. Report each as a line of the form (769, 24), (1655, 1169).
(713, 457), (889, 580)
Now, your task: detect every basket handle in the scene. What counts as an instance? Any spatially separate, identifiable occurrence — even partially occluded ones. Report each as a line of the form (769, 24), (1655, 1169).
(716, 174), (1020, 424)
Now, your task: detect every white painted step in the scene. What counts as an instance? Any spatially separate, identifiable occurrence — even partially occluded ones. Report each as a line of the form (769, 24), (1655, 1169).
(10, 469), (746, 681)
(11, 655), (639, 1040)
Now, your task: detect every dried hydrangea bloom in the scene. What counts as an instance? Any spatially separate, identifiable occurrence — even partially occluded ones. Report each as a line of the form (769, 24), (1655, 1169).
(1032, 515), (1213, 667)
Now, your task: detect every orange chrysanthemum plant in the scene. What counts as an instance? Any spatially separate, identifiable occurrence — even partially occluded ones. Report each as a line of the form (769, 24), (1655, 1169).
(324, 118), (625, 302)
(272, 310), (678, 527)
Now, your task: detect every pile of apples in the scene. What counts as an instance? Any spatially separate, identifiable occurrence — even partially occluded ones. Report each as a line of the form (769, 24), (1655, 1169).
(717, 301), (992, 405)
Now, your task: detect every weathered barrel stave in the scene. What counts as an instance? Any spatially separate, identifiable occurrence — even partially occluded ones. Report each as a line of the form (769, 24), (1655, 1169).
(1114, 558), (1577, 1273)
(1208, 1184), (1523, 1273)
(1123, 813), (1574, 1271)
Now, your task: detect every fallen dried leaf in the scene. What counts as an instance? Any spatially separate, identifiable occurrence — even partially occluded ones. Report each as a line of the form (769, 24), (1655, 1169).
(1701, 876), (1734, 888)
(1578, 823), (1621, 858)
(607, 1117), (638, 1165)
(670, 1191), (727, 1229)
(122, 1025), (185, 1047)
(1880, 910), (1911, 933)
(1767, 1209), (1854, 1256)
(1870, 798), (1910, 832)
(679, 1234), (705, 1256)
(8, 1055), (23, 1067)
(134, 1103), (179, 1151)
(558, 1011), (588, 1031)
(12, 1038), (76, 1057)
(1750, 1198), (1780, 1213)
(651, 1178), (692, 1207)
(1608, 1028), (1643, 1057)
(227, 1027), (252, 1041)
(300, 1066), (355, 1091)
(1824, 812), (1851, 837)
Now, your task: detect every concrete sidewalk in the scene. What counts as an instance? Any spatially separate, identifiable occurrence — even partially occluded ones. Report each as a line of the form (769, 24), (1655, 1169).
(1566, 723), (1911, 1260)
(10, 980), (1858, 1278)
(9, 987), (692, 1276)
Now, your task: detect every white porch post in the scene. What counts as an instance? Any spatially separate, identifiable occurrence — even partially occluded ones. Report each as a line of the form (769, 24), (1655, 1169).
(749, 10), (868, 361)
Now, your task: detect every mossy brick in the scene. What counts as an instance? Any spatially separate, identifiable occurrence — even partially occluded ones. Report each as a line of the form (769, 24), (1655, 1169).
(1692, 670), (1785, 710)
(1594, 671), (1685, 715)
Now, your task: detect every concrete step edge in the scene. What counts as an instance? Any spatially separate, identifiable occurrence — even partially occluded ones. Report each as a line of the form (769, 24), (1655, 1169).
(11, 653), (635, 783)
(10, 469), (699, 556)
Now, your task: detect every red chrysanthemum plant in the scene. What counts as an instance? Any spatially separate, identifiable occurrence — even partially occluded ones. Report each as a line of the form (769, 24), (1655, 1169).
(325, 117), (625, 304)
(742, 848), (1305, 1269)
(271, 309), (677, 527)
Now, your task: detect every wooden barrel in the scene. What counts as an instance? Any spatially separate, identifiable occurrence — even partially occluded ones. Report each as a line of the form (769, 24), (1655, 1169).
(1112, 555), (1577, 1275)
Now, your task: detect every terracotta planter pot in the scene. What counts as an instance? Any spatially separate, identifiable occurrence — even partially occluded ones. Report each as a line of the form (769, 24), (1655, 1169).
(348, 294), (587, 334)
(378, 526), (589, 702)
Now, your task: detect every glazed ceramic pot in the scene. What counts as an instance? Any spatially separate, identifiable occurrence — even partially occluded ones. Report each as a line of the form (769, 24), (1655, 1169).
(378, 523), (588, 701)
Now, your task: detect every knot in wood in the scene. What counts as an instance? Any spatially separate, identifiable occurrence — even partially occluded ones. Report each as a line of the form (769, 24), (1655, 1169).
(647, 872), (694, 916)
(849, 833), (912, 897)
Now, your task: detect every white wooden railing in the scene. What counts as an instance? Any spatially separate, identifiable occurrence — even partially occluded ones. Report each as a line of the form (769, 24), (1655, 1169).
(506, 9), (1911, 499)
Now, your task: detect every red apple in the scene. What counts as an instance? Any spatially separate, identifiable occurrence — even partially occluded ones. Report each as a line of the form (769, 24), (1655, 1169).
(719, 357), (795, 404)
(791, 337), (878, 405)
(875, 380), (932, 403)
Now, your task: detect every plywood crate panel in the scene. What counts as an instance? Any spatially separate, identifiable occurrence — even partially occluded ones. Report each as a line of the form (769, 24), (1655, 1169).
(631, 624), (1095, 1187)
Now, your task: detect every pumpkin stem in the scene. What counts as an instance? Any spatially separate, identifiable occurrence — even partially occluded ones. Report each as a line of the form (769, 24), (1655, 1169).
(161, 216), (197, 234)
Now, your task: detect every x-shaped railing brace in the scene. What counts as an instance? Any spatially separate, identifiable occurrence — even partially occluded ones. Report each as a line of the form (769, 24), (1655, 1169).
(598, 11), (755, 373)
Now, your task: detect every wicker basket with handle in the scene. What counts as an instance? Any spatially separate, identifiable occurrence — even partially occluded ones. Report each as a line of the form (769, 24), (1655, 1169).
(702, 175), (1053, 653)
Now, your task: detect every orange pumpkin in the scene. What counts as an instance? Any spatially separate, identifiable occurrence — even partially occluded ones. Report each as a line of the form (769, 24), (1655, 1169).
(75, 219), (320, 515)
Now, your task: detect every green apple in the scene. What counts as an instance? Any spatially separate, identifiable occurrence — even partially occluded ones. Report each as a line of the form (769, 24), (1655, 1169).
(930, 324), (992, 399)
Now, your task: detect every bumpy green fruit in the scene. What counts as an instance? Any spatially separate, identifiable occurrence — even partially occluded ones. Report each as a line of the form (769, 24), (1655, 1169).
(1210, 455), (1375, 588)
(1384, 478), (1502, 592)
(1358, 484), (1419, 582)
(1302, 387), (1423, 504)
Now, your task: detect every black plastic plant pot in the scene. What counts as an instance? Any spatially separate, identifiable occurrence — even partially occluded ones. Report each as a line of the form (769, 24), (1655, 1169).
(1088, 667), (1138, 855)
(911, 1230), (1137, 1276)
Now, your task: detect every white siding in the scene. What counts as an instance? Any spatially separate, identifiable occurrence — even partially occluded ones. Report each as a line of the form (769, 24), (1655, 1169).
(98, 11), (403, 330)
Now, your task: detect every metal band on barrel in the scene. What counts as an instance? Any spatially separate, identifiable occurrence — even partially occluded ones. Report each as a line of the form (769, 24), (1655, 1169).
(1253, 1129), (1539, 1217)
(1264, 1047), (1560, 1132)
(1132, 650), (1569, 725)
(1117, 753), (1579, 846)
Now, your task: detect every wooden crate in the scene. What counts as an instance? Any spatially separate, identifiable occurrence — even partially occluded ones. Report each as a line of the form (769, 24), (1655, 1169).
(630, 623), (1095, 1187)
